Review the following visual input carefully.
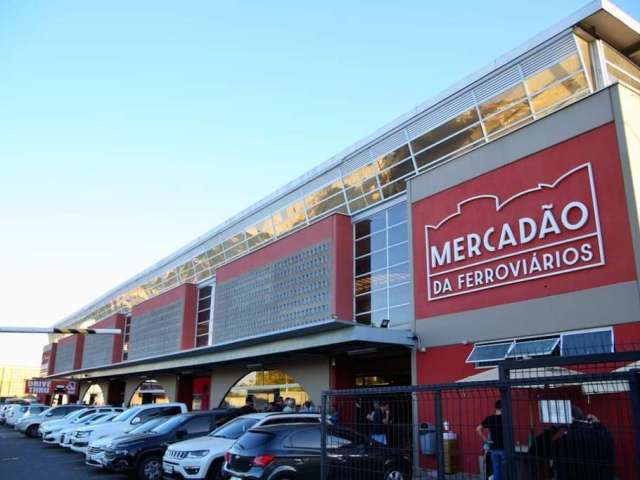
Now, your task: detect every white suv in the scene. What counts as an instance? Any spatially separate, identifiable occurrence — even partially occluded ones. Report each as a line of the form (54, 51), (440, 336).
(70, 402), (187, 453)
(163, 412), (324, 479)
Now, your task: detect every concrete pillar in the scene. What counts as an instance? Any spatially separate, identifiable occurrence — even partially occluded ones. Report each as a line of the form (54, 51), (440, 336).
(78, 381), (91, 404)
(210, 366), (249, 408)
(124, 378), (141, 407)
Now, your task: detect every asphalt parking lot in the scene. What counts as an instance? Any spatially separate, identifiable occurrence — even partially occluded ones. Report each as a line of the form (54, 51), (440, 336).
(0, 425), (128, 480)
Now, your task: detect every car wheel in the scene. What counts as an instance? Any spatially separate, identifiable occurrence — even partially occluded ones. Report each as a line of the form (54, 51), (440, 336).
(384, 467), (405, 480)
(138, 456), (163, 480)
(206, 459), (223, 480)
(26, 425), (39, 438)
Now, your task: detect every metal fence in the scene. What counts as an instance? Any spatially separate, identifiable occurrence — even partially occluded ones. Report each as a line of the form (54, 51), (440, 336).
(320, 351), (640, 480)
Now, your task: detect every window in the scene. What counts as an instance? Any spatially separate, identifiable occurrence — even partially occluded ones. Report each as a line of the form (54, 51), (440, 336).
(560, 329), (613, 356)
(539, 399), (572, 424)
(285, 428), (321, 450)
(122, 315), (131, 361)
(354, 202), (411, 329)
(195, 284), (214, 347)
(184, 415), (213, 435)
(506, 338), (559, 358)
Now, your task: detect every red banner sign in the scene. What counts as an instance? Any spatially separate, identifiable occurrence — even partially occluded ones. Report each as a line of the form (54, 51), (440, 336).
(25, 378), (78, 395)
(425, 163), (604, 300)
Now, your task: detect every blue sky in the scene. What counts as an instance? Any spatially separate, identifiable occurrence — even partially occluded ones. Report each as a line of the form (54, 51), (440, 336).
(1, 1), (639, 367)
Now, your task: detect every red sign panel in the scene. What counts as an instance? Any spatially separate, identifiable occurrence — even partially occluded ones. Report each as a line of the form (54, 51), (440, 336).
(25, 378), (77, 395)
(425, 163), (604, 300)
(412, 123), (636, 318)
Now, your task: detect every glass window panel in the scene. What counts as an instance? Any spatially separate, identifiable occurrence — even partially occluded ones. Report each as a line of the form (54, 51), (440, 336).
(371, 309), (391, 327)
(305, 179), (344, 207)
(355, 290), (387, 313)
(388, 304), (411, 327)
(377, 158), (414, 186)
(530, 72), (587, 113)
(466, 342), (513, 363)
(382, 179), (407, 199)
(209, 244), (224, 257)
(245, 218), (274, 246)
(507, 338), (559, 358)
(355, 231), (386, 257)
(355, 294), (371, 313)
(211, 253), (225, 266)
(355, 275), (371, 296)
(388, 262), (410, 286)
(479, 84), (526, 118)
(197, 310), (210, 323)
(414, 125), (483, 170)
(198, 297), (211, 311)
(369, 269), (388, 291)
(410, 107), (479, 153)
(487, 115), (534, 140)
(388, 283), (410, 306)
(222, 233), (245, 252)
(355, 212), (386, 239)
(355, 313), (371, 325)
(525, 53), (582, 94)
(306, 192), (345, 220)
(561, 330), (613, 356)
(272, 201), (306, 236)
(226, 241), (248, 259)
(375, 145), (411, 171)
(389, 243), (408, 265)
(345, 176), (378, 201)
(196, 323), (209, 336)
(343, 164), (374, 191)
(575, 36), (595, 90)
(387, 202), (407, 226)
(483, 100), (531, 135)
(348, 190), (382, 213)
(355, 250), (386, 276)
(388, 223), (408, 246)
(349, 196), (369, 214)
(196, 335), (208, 347)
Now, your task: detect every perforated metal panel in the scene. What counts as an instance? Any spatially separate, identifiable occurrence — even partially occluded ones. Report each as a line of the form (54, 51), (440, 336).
(368, 130), (409, 160)
(53, 341), (75, 374)
(406, 91), (476, 140)
(82, 334), (115, 369)
(341, 150), (372, 173)
(520, 34), (577, 78)
(213, 241), (331, 344)
(473, 65), (522, 103)
(127, 301), (183, 360)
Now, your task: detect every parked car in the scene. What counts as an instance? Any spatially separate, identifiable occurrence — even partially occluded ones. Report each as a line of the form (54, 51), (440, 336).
(15, 404), (86, 437)
(4, 404), (27, 426)
(59, 411), (121, 447)
(85, 417), (172, 469)
(70, 403), (188, 454)
(222, 423), (412, 480)
(41, 406), (123, 444)
(0, 403), (15, 424)
(163, 412), (326, 480)
(6, 404), (46, 427)
(102, 409), (238, 480)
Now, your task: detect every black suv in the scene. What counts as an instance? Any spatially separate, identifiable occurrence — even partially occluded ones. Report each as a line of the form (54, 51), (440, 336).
(222, 423), (411, 480)
(102, 408), (238, 480)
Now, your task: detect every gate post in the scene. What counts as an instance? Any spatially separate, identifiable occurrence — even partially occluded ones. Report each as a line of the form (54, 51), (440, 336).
(320, 390), (328, 480)
(500, 385), (517, 480)
(434, 390), (445, 480)
(629, 370), (640, 480)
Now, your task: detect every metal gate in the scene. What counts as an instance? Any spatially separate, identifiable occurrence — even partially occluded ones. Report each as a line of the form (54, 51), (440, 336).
(321, 351), (640, 480)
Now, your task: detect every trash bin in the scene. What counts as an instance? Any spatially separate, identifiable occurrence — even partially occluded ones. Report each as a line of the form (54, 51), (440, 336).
(419, 423), (436, 454)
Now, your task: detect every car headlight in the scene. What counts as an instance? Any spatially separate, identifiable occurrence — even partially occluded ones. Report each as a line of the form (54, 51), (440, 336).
(76, 431), (91, 438)
(186, 450), (209, 458)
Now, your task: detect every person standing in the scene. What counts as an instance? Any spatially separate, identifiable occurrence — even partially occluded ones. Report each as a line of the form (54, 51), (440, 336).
(476, 400), (504, 480)
(367, 401), (387, 445)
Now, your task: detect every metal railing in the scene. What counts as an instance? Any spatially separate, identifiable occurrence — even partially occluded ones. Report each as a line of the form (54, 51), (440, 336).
(321, 351), (640, 480)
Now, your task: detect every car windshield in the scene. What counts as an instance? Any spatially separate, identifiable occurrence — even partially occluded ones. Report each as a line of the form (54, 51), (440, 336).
(150, 415), (185, 434)
(30, 406), (45, 413)
(211, 417), (259, 439)
(94, 413), (117, 424)
(62, 409), (85, 420)
(129, 417), (168, 434)
(111, 407), (140, 423)
(19, 406), (28, 413)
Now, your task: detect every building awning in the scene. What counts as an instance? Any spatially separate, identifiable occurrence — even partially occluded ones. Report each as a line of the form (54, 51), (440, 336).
(50, 321), (415, 380)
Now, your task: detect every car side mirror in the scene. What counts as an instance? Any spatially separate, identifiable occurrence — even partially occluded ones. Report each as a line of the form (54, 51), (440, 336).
(131, 417), (141, 425)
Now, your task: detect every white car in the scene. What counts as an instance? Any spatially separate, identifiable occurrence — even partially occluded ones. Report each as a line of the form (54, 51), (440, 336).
(41, 406), (122, 444)
(70, 403), (187, 453)
(84, 416), (172, 468)
(59, 412), (120, 447)
(16, 404), (86, 437)
(7, 404), (46, 427)
(163, 412), (324, 480)
(4, 405), (27, 426)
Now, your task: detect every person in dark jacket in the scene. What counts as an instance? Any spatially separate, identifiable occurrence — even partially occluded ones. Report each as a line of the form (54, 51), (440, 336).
(552, 406), (614, 480)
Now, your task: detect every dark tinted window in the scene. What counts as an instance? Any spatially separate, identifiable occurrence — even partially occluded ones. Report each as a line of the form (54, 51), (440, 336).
(263, 416), (320, 425)
(183, 415), (213, 435)
(160, 406), (183, 416)
(285, 428), (321, 450)
(236, 431), (274, 450)
(211, 418), (258, 439)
